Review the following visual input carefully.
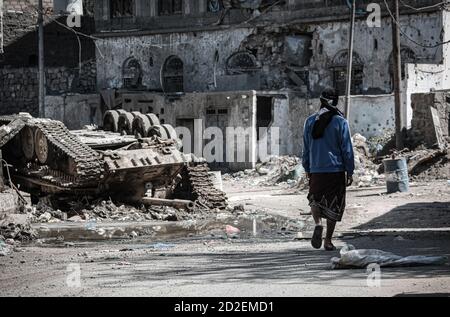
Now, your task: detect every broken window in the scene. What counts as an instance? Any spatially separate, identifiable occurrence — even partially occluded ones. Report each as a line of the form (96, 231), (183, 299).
(123, 57), (142, 89)
(226, 51), (260, 75)
(162, 56), (184, 93)
(331, 50), (364, 95)
(158, 0), (183, 16)
(110, 0), (134, 18)
(284, 35), (312, 67)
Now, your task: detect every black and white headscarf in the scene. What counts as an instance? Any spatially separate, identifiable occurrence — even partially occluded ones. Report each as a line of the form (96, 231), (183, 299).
(312, 89), (344, 140)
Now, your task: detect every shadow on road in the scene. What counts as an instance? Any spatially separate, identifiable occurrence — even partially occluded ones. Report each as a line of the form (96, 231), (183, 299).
(354, 202), (450, 230)
(89, 240), (450, 288)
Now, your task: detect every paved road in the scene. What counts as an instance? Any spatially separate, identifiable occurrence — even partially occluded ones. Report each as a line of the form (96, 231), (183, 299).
(1, 181), (449, 297)
(1, 233), (449, 297)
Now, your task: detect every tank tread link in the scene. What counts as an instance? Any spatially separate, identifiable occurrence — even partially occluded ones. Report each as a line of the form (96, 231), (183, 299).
(184, 164), (228, 210)
(32, 120), (104, 186)
(0, 114), (103, 189)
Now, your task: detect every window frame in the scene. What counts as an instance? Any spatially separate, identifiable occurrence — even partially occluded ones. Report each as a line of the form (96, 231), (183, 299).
(110, 0), (135, 19)
(158, 0), (184, 16)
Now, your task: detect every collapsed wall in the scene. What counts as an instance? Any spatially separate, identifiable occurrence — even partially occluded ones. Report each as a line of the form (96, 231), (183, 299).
(410, 92), (450, 148)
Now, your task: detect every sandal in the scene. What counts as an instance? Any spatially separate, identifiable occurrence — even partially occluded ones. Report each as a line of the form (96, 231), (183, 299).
(311, 225), (323, 249)
(324, 243), (337, 251)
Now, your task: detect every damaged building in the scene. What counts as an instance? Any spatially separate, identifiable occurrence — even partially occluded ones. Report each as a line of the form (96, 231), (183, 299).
(90, 0), (450, 170)
(0, 0), (100, 128)
(1, 0), (450, 170)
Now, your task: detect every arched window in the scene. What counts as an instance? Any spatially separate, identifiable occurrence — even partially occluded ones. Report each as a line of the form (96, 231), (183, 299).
(330, 50), (364, 95)
(123, 57), (142, 89)
(162, 55), (184, 93)
(226, 51), (259, 75)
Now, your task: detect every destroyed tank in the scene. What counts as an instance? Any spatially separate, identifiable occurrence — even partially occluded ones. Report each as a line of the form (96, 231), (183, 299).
(0, 112), (227, 210)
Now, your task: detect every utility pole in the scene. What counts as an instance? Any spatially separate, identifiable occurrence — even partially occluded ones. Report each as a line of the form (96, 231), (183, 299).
(0, 150), (4, 191)
(344, 0), (356, 119)
(38, 0), (45, 117)
(0, 0), (4, 54)
(391, 0), (404, 150)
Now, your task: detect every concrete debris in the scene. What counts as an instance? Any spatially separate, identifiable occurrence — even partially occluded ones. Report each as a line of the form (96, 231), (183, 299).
(352, 134), (385, 187)
(385, 147), (449, 181)
(38, 212), (52, 223)
(0, 214), (37, 241)
(223, 156), (302, 187)
(28, 199), (214, 225)
(366, 130), (395, 157)
(407, 149), (448, 180)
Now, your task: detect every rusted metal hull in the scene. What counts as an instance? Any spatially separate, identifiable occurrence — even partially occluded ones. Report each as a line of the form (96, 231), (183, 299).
(0, 112), (228, 210)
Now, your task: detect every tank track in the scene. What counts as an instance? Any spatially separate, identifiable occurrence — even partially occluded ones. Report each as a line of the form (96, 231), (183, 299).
(32, 119), (104, 187)
(184, 163), (228, 210)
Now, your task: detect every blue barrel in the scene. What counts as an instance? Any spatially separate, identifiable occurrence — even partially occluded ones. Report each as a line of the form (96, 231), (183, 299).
(383, 158), (409, 194)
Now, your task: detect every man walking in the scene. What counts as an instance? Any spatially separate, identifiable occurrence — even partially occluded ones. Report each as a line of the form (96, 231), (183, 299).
(302, 88), (355, 251)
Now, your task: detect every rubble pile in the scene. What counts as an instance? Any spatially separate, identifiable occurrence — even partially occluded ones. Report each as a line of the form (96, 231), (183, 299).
(223, 156), (304, 187)
(0, 214), (37, 242)
(29, 199), (213, 224)
(365, 130), (396, 157)
(373, 127), (449, 182)
(392, 147), (449, 181)
(352, 134), (385, 187)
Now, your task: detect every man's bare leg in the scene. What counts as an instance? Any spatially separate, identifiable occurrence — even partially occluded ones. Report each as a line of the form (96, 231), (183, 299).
(324, 219), (336, 250)
(311, 206), (322, 225)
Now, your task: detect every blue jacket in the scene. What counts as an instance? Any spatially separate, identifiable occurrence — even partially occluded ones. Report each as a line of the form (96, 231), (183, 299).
(302, 114), (355, 175)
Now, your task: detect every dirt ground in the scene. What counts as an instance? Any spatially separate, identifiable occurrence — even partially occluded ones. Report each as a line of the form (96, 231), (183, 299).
(0, 179), (449, 297)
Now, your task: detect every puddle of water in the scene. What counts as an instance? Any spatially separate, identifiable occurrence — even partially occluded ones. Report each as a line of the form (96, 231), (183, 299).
(32, 212), (313, 243)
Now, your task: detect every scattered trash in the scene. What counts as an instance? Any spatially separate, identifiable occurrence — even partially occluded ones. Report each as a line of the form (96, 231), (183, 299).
(0, 240), (11, 256)
(331, 244), (448, 269)
(226, 225), (241, 235)
(149, 243), (175, 251)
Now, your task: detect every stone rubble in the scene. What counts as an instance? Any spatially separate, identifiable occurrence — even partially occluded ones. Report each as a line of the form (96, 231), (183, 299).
(28, 199), (216, 225)
(352, 134), (386, 187)
(223, 155), (303, 187)
(0, 214), (37, 242)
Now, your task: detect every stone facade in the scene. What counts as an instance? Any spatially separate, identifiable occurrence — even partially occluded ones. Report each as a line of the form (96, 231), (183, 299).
(0, 0), (98, 120)
(93, 0), (450, 144)
(411, 92), (450, 147)
(96, 11), (445, 97)
(0, 61), (97, 116)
